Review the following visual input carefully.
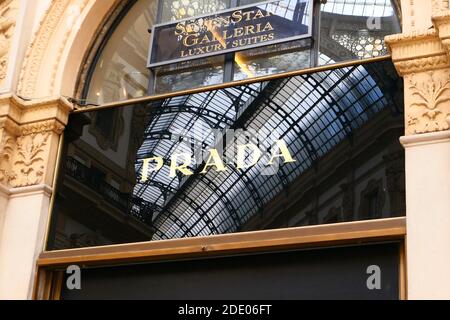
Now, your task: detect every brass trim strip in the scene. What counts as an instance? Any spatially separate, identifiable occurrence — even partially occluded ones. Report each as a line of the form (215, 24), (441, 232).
(73, 55), (391, 113)
(50, 271), (64, 300)
(42, 134), (64, 249)
(400, 238), (408, 300)
(38, 217), (405, 268)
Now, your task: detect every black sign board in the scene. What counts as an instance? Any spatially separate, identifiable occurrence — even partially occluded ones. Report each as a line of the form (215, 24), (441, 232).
(148, 0), (313, 68)
(61, 242), (400, 300)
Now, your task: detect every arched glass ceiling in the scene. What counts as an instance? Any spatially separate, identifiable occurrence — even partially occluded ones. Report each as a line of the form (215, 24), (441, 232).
(131, 61), (400, 240)
(322, 0), (396, 17)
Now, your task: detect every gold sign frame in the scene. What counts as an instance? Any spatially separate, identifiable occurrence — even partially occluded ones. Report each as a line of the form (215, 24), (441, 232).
(147, 0), (314, 68)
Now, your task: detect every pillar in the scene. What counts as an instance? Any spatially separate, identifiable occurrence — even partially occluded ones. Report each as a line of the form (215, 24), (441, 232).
(0, 95), (71, 299)
(386, 0), (450, 299)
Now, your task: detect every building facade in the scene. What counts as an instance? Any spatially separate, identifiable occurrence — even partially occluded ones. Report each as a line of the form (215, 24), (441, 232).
(0, 0), (449, 300)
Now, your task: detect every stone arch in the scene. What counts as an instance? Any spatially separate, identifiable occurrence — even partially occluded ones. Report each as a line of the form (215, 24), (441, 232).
(15, 0), (413, 100)
(16, 0), (122, 99)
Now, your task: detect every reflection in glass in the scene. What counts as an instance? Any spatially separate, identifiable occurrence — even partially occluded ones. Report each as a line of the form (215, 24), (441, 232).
(319, 0), (401, 63)
(160, 0), (231, 23)
(85, 0), (157, 105)
(233, 39), (312, 80)
(152, 0), (232, 93)
(232, 0), (400, 79)
(82, 0), (401, 102)
(49, 60), (405, 250)
(153, 56), (225, 94)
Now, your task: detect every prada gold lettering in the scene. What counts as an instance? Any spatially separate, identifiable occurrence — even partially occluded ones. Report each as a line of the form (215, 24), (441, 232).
(201, 149), (227, 174)
(140, 140), (296, 179)
(140, 157), (163, 182)
(267, 140), (296, 165)
(169, 153), (194, 178)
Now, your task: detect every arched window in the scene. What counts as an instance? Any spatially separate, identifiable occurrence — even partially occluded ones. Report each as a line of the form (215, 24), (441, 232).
(81, 0), (401, 103)
(84, 0), (157, 105)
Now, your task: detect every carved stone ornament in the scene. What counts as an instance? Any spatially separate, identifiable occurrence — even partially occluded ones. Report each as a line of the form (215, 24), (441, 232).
(406, 71), (450, 134)
(9, 132), (51, 187)
(386, 2), (450, 135)
(432, 0), (450, 15)
(0, 95), (73, 188)
(0, 0), (18, 84)
(0, 129), (14, 185)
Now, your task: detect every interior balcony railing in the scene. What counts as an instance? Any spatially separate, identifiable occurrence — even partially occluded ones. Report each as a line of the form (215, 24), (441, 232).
(65, 156), (155, 225)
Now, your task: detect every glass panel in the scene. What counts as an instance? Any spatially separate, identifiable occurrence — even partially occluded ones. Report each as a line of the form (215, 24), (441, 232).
(232, 0), (400, 79)
(160, 0), (231, 23)
(152, 0), (232, 94)
(232, 0), (314, 80)
(83, 0), (400, 101)
(153, 56), (225, 93)
(48, 60), (405, 250)
(319, 0), (401, 63)
(233, 38), (312, 80)
(85, 0), (157, 105)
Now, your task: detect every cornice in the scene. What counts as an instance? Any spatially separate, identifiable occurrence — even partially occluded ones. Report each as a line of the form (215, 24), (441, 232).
(385, 29), (439, 44)
(385, 9), (450, 136)
(432, 0), (450, 16)
(385, 28), (447, 76)
(0, 94), (73, 127)
(400, 127), (450, 147)
(0, 183), (53, 198)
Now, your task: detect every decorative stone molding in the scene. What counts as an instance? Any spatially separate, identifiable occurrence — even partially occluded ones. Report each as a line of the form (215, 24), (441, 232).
(386, 3), (450, 135)
(17, 0), (108, 98)
(17, 0), (71, 97)
(432, 0), (450, 16)
(385, 29), (448, 76)
(393, 55), (449, 75)
(0, 94), (73, 188)
(0, 128), (14, 185)
(20, 119), (65, 136)
(0, 0), (19, 85)
(406, 71), (450, 134)
(433, 11), (450, 56)
(10, 132), (50, 187)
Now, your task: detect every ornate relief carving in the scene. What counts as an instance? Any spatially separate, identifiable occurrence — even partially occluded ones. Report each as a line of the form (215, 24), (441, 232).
(387, 4), (450, 135)
(17, 0), (91, 97)
(9, 132), (50, 187)
(21, 119), (65, 136)
(17, 0), (69, 96)
(410, 0), (415, 29)
(0, 95), (73, 188)
(50, 0), (89, 92)
(407, 71), (450, 134)
(432, 0), (449, 15)
(395, 55), (449, 75)
(0, 0), (19, 84)
(385, 29), (447, 77)
(0, 129), (14, 184)
(386, 29), (439, 43)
